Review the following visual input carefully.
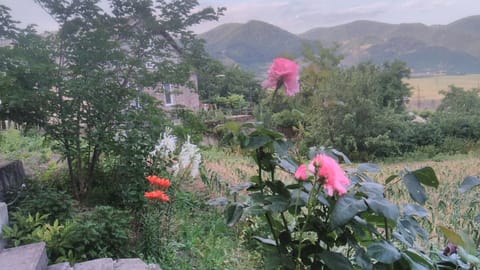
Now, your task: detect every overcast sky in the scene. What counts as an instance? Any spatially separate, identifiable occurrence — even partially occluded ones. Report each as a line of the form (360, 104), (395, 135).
(4, 0), (480, 34)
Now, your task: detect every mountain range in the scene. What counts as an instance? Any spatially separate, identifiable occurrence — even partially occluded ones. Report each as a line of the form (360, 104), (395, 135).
(199, 16), (480, 75)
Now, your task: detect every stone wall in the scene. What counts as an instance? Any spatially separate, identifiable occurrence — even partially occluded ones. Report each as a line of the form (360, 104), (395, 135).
(0, 160), (26, 202)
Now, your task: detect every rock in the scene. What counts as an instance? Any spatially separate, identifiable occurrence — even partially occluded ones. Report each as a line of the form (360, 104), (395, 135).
(73, 258), (114, 270)
(0, 242), (48, 270)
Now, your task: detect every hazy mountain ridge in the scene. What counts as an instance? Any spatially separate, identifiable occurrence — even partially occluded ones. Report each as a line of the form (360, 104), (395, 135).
(199, 16), (480, 74)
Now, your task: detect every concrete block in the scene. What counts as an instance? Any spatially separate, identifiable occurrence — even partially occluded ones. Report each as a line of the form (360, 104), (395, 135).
(113, 258), (147, 270)
(0, 160), (26, 202)
(48, 262), (73, 270)
(0, 202), (8, 251)
(0, 242), (48, 270)
(73, 258), (114, 270)
(147, 264), (163, 270)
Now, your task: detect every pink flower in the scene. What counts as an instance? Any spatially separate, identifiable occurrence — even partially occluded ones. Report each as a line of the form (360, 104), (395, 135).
(262, 57), (300, 96)
(314, 154), (350, 196)
(295, 164), (309, 181)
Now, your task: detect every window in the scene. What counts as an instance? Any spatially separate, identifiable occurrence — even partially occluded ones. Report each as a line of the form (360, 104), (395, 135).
(164, 84), (175, 105)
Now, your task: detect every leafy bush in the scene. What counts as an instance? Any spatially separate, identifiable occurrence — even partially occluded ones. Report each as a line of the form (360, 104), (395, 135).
(3, 206), (132, 263)
(71, 206), (132, 259)
(17, 185), (76, 223)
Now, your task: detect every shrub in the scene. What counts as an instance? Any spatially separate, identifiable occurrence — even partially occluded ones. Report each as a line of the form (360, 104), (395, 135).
(17, 185), (76, 223)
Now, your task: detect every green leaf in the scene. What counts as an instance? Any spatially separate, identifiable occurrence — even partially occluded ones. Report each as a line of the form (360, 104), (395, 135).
(402, 249), (434, 270)
(276, 156), (297, 174)
(385, 174), (398, 184)
(319, 251), (353, 270)
(366, 198), (400, 221)
(279, 230), (292, 245)
(290, 190), (309, 206)
(265, 180), (291, 199)
(355, 248), (373, 270)
(402, 172), (427, 205)
(225, 203), (244, 226)
(359, 182), (385, 198)
(265, 195), (290, 213)
(244, 135), (270, 149)
(412, 167), (439, 188)
(403, 204), (429, 218)
(358, 163), (381, 174)
(367, 240), (401, 264)
(438, 225), (465, 247)
(246, 205), (265, 216)
(459, 176), (480, 193)
(331, 194), (368, 227)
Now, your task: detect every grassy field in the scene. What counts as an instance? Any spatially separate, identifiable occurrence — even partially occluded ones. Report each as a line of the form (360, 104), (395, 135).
(405, 73), (480, 110)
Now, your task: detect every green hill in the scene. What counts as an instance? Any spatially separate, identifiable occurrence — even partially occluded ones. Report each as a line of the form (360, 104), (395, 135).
(199, 16), (480, 74)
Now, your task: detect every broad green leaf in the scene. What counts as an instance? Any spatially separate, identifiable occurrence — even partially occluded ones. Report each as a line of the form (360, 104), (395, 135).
(225, 203), (244, 227)
(244, 135), (270, 149)
(392, 232), (412, 247)
(265, 180), (291, 199)
(402, 172), (427, 205)
(359, 182), (385, 198)
(358, 163), (381, 174)
(412, 167), (439, 188)
(246, 205), (266, 216)
(403, 249), (434, 270)
(438, 225), (465, 247)
(459, 176), (480, 193)
(290, 190), (309, 206)
(265, 195), (289, 213)
(276, 156), (297, 174)
(459, 231), (476, 253)
(331, 194), (368, 227)
(366, 198), (400, 221)
(317, 193), (330, 207)
(402, 253), (430, 270)
(319, 251), (353, 270)
(367, 240), (401, 264)
(403, 204), (429, 218)
(355, 248), (373, 270)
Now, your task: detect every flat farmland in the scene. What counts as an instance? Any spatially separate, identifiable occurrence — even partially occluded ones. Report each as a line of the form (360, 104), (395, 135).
(405, 74), (480, 110)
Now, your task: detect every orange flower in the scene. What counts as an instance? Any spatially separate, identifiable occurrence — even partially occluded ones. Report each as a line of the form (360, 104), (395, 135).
(144, 190), (170, 202)
(146, 175), (172, 189)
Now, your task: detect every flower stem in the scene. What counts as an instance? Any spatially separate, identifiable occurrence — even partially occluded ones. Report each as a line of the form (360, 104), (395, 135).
(296, 181), (321, 268)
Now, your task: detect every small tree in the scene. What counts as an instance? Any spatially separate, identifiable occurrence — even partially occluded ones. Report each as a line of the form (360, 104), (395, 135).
(9, 0), (225, 199)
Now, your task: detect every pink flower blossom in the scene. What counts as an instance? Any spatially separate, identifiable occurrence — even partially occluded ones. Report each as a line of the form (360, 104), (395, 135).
(314, 154), (350, 196)
(262, 57), (300, 96)
(295, 164), (309, 181)
(296, 154), (350, 196)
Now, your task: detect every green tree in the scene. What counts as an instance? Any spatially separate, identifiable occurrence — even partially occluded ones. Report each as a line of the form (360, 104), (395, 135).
(0, 27), (56, 129)
(10, 0), (224, 199)
(195, 56), (262, 104)
(305, 61), (413, 160)
(0, 4), (18, 39)
(432, 86), (480, 140)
